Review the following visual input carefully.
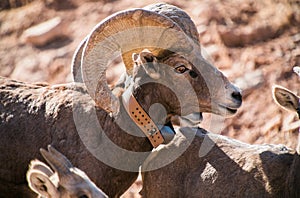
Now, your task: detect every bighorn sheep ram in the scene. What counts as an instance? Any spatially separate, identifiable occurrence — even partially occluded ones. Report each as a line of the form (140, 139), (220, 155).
(141, 69), (300, 198)
(0, 3), (242, 197)
(27, 145), (107, 198)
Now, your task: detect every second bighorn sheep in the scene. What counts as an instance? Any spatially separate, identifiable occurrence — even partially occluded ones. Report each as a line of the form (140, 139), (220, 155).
(272, 67), (300, 120)
(0, 3), (242, 197)
(27, 145), (107, 198)
(273, 85), (300, 119)
(273, 66), (300, 153)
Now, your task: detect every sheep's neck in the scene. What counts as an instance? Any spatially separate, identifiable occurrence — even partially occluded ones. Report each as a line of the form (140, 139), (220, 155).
(100, 80), (174, 153)
(133, 84), (173, 125)
(100, 100), (153, 153)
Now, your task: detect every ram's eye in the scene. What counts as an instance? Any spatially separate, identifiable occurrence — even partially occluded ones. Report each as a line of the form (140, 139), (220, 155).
(79, 195), (88, 198)
(175, 65), (188, 73)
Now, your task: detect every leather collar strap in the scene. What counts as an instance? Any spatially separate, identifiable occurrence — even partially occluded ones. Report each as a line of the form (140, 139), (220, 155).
(122, 86), (165, 148)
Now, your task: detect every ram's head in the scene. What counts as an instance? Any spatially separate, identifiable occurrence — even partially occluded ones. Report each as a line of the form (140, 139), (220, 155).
(72, 3), (242, 122)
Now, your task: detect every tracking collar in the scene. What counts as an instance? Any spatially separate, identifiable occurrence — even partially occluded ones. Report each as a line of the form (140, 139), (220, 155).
(122, 85), (165, 148)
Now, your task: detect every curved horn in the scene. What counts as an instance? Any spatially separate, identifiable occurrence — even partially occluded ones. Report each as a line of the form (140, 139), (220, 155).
(72, 4), (200, 86)
(293, 66), (300, 77)
(81, 8), (195, 113)
(144, 3), (200, 43)
(40, 145), (73, 177)
(71, 37), (87, 83)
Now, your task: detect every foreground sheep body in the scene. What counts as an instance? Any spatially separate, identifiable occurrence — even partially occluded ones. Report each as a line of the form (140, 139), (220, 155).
(0, 3), (242, 197)
(141, 127), (300, 197)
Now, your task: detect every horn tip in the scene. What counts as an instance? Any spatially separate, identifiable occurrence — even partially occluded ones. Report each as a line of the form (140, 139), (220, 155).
(47, 144), (55, 152)
(39, 147), (47, 156)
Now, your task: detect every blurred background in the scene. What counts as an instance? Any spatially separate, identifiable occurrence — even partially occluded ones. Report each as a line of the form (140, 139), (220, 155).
(1, 0), (300, 197)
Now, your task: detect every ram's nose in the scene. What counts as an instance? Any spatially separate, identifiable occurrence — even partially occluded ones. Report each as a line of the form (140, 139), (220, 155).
(225, 81), (242, 104)
(230, 88), (242, 107)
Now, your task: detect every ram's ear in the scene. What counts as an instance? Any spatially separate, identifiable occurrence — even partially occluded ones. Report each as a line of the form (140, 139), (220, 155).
(27, 169), (58, 197)
(273, 85), (299, 113)
(132, 49), (160, 79)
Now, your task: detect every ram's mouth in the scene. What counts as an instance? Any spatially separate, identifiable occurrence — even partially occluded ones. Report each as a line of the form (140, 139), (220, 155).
(218, 104), (238, 115)
(178, 112), (203, 126)
(160, 112), (203, 143)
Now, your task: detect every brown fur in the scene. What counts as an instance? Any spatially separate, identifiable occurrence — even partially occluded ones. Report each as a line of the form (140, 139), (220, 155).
(0, 77), (150, 197)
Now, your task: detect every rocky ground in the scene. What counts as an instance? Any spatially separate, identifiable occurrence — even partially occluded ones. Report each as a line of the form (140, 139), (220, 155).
(1, 0), (300, 197)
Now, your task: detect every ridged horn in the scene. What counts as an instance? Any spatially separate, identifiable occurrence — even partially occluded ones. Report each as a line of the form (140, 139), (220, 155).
(144, 3), (200, 43)
(72, 4), (200, 85)
(71, 37), (87, 83)
(81, 7), (195, 113)
(40, 145), (73, 177)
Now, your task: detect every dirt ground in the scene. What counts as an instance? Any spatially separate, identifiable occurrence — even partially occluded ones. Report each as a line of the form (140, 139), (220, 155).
(1, 0), (300, 197)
